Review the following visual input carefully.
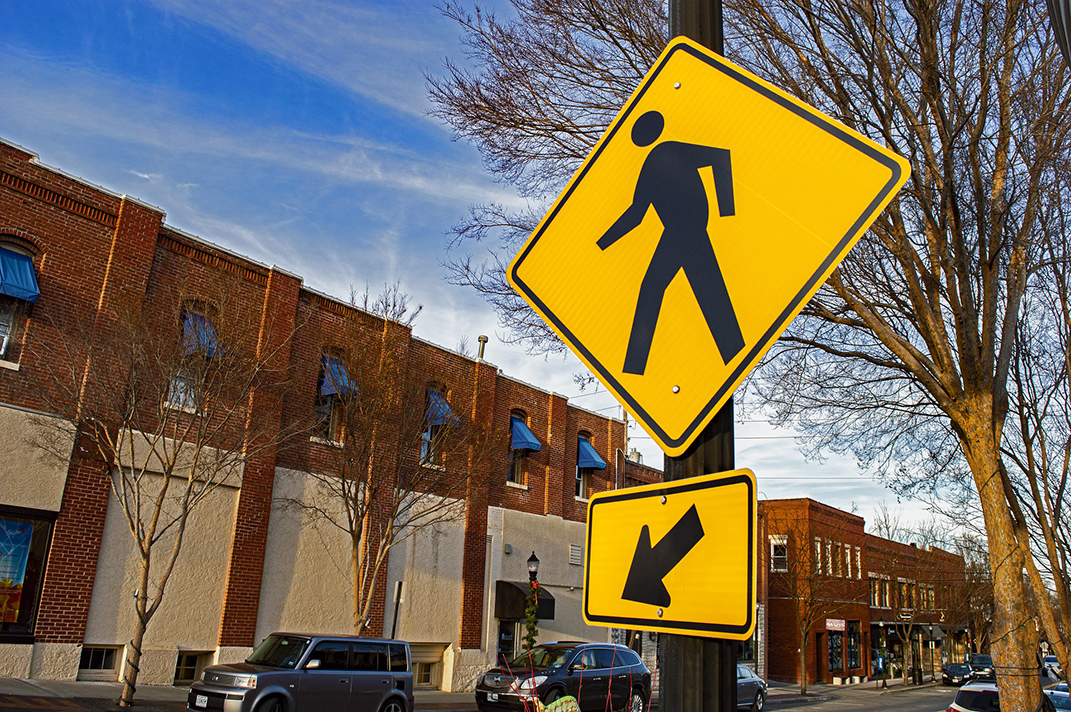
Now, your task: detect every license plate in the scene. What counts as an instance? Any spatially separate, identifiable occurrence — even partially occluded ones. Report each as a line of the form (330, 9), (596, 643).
(195, 694), (208, 708)
(489, 693), (498, 701)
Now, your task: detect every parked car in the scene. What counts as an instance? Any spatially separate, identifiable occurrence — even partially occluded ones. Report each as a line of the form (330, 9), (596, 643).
(1045, 656), (1064, 679)
(943, 663), (974, 686)
(968, 654), (996, 681)
(737, 664), (768, 711)
(474, 641), (651, 712)
(1054, 683), (1070, 693)
(948, 680), (1057, 712)
(1046, 690), (1071, 711)
(187, 632), (414, 712)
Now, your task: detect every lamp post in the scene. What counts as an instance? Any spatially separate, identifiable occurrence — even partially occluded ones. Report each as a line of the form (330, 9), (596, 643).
(928, 625), (934, 682)
(524, 552), (540, 652)
(880, 622), (888, 689)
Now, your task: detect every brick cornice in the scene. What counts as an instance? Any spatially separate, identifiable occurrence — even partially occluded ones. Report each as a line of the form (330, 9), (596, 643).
(0, 170), (117, 227)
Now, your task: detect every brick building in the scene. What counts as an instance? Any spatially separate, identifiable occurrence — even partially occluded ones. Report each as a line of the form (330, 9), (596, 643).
(759, 498), (968, 687)
(0, 137), (659, 690)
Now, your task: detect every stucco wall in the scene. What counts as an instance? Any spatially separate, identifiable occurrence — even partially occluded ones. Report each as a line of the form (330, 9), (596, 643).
(82, 473), (239, 684)
(0, 643), (32, 677)
(0, 405), (73, 512)
(255, 467), (354, 640)
(385, 504), (465, 644)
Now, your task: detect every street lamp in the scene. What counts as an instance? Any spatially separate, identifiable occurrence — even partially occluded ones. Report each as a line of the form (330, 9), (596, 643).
(527, 551), (540, 582)
(928, 625), (934, 682)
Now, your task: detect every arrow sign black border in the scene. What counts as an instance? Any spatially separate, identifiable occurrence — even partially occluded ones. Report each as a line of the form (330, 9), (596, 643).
(583, 470), (756, 638)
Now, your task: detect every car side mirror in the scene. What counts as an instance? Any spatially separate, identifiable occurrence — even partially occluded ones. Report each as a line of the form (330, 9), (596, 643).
(570, 663), (586, 673)
(305, 659), (321, 670)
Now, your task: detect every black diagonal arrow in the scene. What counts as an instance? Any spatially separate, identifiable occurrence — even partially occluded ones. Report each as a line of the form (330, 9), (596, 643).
(621, 504), (705, 607)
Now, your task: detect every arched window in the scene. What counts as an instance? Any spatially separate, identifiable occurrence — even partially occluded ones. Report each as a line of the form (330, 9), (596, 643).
(0, 241), (40, 362)
(575, 431), (607, 500)
(167, 302), (220, 411)
(421, 383), (453, 466)
(313, 351), (354, 443)
(507, 409), (535, 485)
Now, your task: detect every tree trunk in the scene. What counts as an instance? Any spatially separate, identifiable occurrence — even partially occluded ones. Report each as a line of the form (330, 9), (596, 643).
(799, 632), (808, 694)
(964, 419), (1041, 712)
(119, 570), (151, 707)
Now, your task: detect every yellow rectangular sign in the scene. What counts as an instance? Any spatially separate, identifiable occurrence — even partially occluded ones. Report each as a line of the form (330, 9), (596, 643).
(508, 37), (910, 456)
(584, 470), (756, 639)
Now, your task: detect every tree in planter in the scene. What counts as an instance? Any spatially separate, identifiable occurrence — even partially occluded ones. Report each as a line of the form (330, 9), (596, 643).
(29, 280), (301, 707)
(430, 2), (1071, 708)
(281, 286), (504, 635)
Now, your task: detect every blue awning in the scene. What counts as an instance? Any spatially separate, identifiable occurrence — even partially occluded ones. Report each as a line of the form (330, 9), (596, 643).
(182, 311), (220, 357)
(577, 437), (607, 470)
(511, 416), (541, 451)
(0, 246), (39, 303)
(320, 356), (355, 396)
(427, 389), (458, 427)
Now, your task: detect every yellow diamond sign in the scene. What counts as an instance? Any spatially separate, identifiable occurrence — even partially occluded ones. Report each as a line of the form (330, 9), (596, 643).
(507, 37), (910, 456)
(584, 470), (757, 638)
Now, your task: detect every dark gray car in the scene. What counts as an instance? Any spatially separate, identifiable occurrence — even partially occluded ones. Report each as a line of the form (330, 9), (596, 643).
(737, 664), (767, 711)
(187, 633), (413, 712)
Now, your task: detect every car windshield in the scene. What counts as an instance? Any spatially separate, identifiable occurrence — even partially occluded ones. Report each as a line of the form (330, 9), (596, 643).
(1046, 657), (1059, 664)
(947, 664), (970, 673)
(246, 634), (311, 668)
(972, 656), (994, 666)
(505, 645), (574, 670)
(955, 689), (1000, 712)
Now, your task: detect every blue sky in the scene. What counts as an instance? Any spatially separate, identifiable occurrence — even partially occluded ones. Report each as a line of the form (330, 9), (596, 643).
(0, 0), (930, 526)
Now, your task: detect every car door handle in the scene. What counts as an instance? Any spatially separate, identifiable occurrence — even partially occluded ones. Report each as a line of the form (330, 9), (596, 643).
(339, 679), (347, 683)
(381, 679), (389, 684)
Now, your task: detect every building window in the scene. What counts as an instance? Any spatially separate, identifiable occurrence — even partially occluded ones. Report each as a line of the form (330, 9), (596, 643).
(869, 577), (880, 607)
(844, 544), (851, 578)
(78, 646), (121, 682)
(508, 409), (537, 485)
(569, 544), (583, 566)
(814, 538), (822, 574)
(0, 243), (40, 363)
(770, 535), (788, 572)
(174, 651), (212, 685)
(854, 547), (862, 579)
(314, 354), (354, 443)
(0, 507), (54, 640)
(824, 539), (833, 576)
(847, 621), (861, 669)
(575, 432), (607, 500)
(168, 305), (220, 411)
(828, 630), (844, 673)
(421, 384), (453, 467)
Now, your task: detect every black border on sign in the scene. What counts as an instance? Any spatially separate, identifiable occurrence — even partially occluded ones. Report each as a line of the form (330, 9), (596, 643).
(583, 472), (756, 635)
(509, 40), (906, 453)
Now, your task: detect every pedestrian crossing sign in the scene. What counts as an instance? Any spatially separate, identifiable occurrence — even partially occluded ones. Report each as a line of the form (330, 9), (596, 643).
(507, 36), (910, 456)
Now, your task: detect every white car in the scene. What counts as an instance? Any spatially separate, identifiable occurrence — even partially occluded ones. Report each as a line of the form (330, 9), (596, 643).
(1045, 656), (1064, 679)
(948, 681), (1057, 712)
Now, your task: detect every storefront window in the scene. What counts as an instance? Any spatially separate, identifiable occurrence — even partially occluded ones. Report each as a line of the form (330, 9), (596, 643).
(847, 621), (861, 669)
(0, 507), (54, 640)
(828, 631), (843, 673)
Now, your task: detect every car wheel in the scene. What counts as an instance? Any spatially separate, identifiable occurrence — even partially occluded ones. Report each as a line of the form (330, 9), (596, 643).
(627, 689), (646, 712)
(254, 697), (287, 712)
(543, 687), (564, 704)
(379, 699), (405, 712)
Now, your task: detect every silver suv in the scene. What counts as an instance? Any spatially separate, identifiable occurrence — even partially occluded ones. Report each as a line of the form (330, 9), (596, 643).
(187, 633), (413, 712)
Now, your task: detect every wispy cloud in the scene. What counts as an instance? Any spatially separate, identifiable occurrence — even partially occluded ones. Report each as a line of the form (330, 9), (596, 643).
(144, 0), (456, 118)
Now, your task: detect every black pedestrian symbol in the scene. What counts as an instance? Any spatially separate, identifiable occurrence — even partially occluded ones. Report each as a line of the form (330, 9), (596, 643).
(597, 110), (744, 376)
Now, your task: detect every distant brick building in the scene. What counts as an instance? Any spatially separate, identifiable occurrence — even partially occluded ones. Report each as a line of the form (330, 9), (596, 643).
(0, 137), (658, 689)
(759, 498), (967, 687)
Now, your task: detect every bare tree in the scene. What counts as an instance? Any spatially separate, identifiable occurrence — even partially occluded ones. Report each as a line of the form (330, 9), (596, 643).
(29, 279), (300, 707)
(430, 2), (1071, 708)
(281, 286), (504, 634)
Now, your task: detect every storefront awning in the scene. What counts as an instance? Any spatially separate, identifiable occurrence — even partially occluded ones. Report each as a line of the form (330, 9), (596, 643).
(577, 437), (607, 470)
(494, 580), (555, 620)
(0, 246), (39, 303)
(511, 416), (541, 451)
(320, 355), (355, 396)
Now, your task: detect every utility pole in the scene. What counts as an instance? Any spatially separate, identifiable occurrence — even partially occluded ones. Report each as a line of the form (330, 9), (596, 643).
(659, 6), (737, 711)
